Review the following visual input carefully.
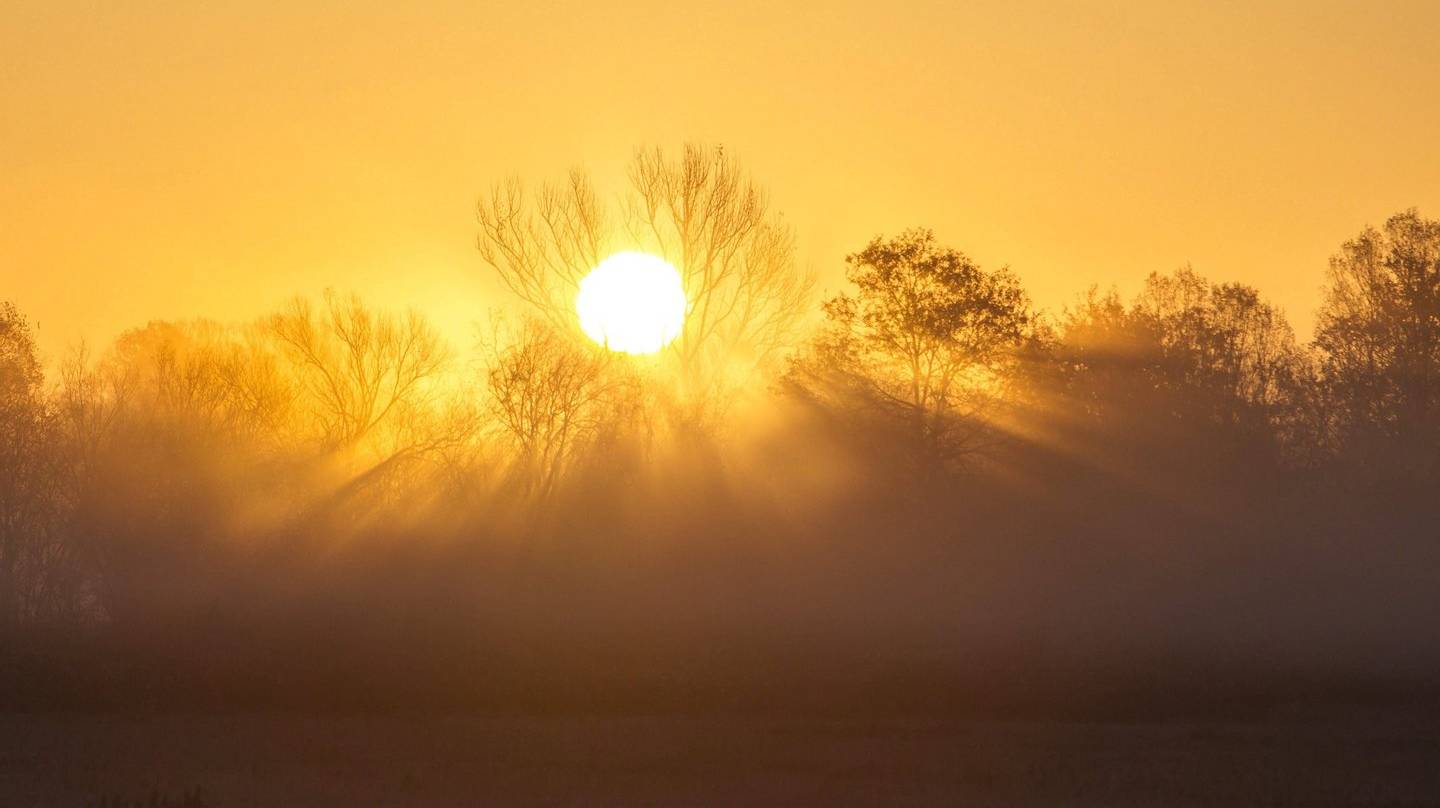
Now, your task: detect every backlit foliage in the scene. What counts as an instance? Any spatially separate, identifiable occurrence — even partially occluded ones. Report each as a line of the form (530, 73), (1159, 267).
(2, 207), (1440, 637)
(1316, 209), (1440, 472)
(788, 229), (1037, 471)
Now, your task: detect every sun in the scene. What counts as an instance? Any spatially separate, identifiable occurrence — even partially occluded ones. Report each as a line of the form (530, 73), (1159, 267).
(575, 251), (687, 354)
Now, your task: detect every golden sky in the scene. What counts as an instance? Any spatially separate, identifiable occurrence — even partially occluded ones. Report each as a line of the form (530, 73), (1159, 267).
(5, 0), (1439, 360)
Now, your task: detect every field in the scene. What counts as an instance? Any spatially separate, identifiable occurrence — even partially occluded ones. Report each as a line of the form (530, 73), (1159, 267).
(4, 711), (1439, 806)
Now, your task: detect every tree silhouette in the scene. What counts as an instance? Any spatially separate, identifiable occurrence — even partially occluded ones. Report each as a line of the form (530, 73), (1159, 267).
(1135, 267), (1308, 444)
(788, 229), (1036, 471)
(476, 144), (812, 419)
(1054, 268), (1310, 475)
(269, 291), (452, 452)
(0, 302), (62, 625)
(482, 317), (633, 498)
(1316, 209), (1440, 473)
(95, 320), (297, 448)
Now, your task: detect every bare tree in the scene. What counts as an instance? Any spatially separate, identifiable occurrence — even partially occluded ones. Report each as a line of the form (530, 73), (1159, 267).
(476, 171), (613, 334)
(91, 320), (297, 449)
(477, 144), (812, 417)
(626, 145), (811, 379)
(482, 317), (631, 497)
(268, 290), (451, 452)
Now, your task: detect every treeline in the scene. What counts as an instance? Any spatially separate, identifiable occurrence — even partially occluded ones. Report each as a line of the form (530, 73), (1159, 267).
(2, 146), (1438, 712)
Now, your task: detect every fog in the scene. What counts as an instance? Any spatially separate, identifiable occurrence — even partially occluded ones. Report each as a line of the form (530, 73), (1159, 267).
(3, 157), (1439, 720)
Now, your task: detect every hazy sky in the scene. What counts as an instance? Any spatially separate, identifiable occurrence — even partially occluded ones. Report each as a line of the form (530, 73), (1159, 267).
(5, 0), (1439, 359)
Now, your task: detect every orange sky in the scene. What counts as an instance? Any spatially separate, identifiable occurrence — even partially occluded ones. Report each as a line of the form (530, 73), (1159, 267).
(4, 0), (1439, 360)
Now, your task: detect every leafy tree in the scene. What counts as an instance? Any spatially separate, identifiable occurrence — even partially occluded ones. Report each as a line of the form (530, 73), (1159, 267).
(1054, 267), (1311, 473)
(788, 229), (1036, 471)
(0, 302), (59, 625)
(1136, 267), (1308, 439)
(1315, 209), (1440, 471)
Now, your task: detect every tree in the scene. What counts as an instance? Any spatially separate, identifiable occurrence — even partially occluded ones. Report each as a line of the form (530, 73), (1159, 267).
(788, 229), (1036, 471)
(0, 302), (60, 625)
(476, 144), (812, 418)
(265, 291), (480, 510)
(1053, 287), (1165, 422)
(1055, 268), (1310, 468)
(96, 320), (297, 448)
(1136, 267), (1308, 440)
(1315, 209), (1440, 471)
(481, 318), (632, 497)
(269, 291), (451, 452)
(0, 305), (98, 625)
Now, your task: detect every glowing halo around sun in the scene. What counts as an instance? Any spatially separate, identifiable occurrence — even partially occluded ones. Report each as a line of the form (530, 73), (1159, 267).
(575, 251), (688, 354)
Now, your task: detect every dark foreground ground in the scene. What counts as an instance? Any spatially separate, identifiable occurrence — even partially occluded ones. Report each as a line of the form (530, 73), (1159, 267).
(4, 711), (1440, 807)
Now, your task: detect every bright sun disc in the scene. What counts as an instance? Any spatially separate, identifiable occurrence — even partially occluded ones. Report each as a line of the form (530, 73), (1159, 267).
(576, 251), (687, 354)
